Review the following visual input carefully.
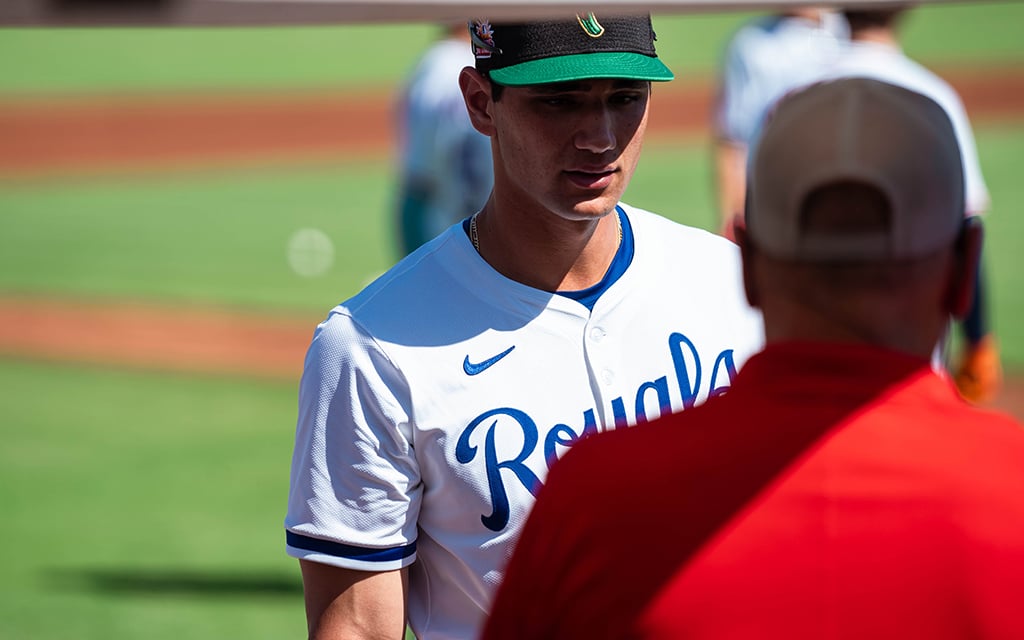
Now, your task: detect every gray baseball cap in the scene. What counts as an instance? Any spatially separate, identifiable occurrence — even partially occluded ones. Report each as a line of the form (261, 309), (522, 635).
(746, 77), (965, 261)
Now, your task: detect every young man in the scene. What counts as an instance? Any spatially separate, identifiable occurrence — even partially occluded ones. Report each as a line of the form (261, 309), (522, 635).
(826, 6), (1001, 405)
(285, 14), (763, 640)
(483, 78), (1024, 640)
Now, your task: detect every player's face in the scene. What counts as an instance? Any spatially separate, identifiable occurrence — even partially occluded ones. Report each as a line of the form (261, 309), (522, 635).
(488, 79), (650, 221)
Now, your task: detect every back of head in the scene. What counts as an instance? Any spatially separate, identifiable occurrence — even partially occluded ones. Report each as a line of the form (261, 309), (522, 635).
(468, 14), (674, 86)
(743, 77), (968, 352)
(747, 77), (964, 264)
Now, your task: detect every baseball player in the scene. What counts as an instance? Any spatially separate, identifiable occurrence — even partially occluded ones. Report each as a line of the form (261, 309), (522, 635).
(395, 23), (494, 256)
(483, 77), (1024, 640)
(285, 14), (764, 640)
(820, 6), (1001, 404)
(713, 7), (848, 239)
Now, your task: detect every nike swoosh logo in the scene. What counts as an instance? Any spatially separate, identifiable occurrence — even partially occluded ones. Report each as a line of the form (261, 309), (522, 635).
(463, 346), (516, 376)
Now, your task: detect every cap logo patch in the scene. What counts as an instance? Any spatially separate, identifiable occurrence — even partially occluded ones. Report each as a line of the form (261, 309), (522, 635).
(577, 13), (605, 38)
(470, 19), (498, 59)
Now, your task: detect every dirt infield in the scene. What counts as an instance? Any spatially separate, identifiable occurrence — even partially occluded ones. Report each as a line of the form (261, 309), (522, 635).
(1, 67), (1023, 419)
(3, 65), (1024, 178)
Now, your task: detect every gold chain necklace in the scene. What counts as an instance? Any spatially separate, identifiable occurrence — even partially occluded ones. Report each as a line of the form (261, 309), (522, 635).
(470, 212), (622, 254)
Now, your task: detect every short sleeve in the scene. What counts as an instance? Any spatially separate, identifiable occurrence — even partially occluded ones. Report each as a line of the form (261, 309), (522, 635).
(284, 311), (422, 571)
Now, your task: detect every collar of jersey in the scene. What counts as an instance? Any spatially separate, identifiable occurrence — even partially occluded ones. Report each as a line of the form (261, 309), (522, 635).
(558, 206), (633, 311)
(460, 205), (634, 311)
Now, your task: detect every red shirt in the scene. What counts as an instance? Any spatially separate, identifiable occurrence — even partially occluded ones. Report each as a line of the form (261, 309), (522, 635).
(483, 342), (1024, 640)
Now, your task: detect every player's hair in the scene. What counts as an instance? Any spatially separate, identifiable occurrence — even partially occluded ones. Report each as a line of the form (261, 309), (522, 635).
(842, 7), (907, 34)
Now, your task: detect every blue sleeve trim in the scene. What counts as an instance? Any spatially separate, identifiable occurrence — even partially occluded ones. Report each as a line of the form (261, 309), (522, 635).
(286, 531), (416, 563)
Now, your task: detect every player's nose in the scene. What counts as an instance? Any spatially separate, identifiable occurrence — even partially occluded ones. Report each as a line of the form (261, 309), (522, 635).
(574, 105), (616, 154)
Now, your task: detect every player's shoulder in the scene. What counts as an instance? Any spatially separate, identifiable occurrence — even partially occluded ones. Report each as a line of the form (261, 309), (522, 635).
(333, 225), (473, 323)
(303, 228), (476, 377)
(831, 43), (959, 102)
(622, 203), (740, 256)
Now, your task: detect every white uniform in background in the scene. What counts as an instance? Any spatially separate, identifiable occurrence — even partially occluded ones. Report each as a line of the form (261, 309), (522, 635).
(286, 204), (764, 639)
(396, 36), (494, 255)
(822, 40), (990, 215)
(716, 12), (849, 147)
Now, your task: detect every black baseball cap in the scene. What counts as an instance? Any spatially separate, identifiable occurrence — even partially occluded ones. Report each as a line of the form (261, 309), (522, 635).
(470, 13), (674, 86)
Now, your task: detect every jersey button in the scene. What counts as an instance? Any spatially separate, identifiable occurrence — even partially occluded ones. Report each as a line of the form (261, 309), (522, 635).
(590, 327), (606, 342)
(601, 370), (615, 386)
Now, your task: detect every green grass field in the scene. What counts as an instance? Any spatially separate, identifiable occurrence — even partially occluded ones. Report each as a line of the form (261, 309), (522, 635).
(1, 4), (1023, 638)
(2, 126), (1022, 362)
(0, 359), (305, 639)
(0, 2), (1022, 95)
(0, 162), (397, 311)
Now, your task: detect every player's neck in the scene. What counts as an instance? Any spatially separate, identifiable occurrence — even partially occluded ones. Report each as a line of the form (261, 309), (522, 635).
(760, 290), (945, 362)
(472, 200), (622, 293)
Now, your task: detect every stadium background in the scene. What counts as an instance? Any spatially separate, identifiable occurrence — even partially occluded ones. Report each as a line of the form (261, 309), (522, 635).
(1, 3), (1022, 638)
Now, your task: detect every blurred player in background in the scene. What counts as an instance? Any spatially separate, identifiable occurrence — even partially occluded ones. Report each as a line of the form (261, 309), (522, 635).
(823, 6), (1001, 404)
(712, 6), (848, 239)
(395, 23), (493, 256)
(286, 13), (763, 640)
(484, 77), (1024, 640)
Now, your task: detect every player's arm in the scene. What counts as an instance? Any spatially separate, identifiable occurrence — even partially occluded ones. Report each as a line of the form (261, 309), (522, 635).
(300, 561), (409, 640)
(713, 138), (748, 241)
(288, 317), (420, 639)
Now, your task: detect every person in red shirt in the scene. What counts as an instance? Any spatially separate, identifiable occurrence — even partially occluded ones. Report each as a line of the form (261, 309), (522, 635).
(482, 77), (1024, 640)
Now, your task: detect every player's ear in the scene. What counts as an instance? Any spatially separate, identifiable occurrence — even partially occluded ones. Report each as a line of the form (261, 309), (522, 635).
(460, 67), (497, 137)
(946, 217), (983, 319)
(734, 223), (760, 309)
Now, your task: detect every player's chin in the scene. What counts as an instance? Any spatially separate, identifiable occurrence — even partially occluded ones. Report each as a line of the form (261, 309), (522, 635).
(565, 189), (625, 218)
(559, 179), (620, 208)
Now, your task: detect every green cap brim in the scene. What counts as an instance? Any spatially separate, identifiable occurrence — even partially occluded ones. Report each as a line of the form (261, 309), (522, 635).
(489, 52), (674, 86)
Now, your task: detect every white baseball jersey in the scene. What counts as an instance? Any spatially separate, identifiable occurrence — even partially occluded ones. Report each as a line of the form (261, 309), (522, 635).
(397, 36), (494, 242)
(716, 12), (848, 146)
(820, 40), (990, 216)
(285, 205), (764, 640)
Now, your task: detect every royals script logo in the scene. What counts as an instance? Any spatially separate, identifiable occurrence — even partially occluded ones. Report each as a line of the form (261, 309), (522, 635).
(456, 331), (738, 531)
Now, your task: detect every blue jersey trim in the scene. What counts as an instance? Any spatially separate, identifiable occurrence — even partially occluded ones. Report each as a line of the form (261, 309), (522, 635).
(463, 206), (635, 311)
(286, 531), (416, 563)
(558, 206), (634, 311)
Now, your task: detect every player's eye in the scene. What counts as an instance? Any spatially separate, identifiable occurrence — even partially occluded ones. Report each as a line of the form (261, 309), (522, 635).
(610, 92), (644, 106)
(538, 96), (576, 107)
